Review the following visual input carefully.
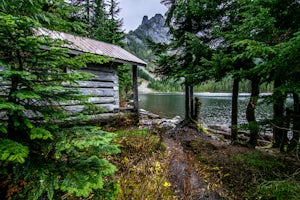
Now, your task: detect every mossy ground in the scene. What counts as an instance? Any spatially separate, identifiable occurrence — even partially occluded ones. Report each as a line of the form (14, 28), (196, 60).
(111, 129), (177, 199)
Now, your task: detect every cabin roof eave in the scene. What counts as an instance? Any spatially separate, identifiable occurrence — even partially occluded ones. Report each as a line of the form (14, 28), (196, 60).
(36, 28), (147, 67)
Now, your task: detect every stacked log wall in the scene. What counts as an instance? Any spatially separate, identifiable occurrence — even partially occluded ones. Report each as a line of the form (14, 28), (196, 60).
(64, 64), (120, 113)
(0, 64), (120, 117)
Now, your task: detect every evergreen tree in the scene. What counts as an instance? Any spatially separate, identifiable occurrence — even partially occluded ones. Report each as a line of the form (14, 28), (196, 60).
(70, 0), (124, 45)
(207, 0), (276, 146)
(69, 0), (108, 38)
(106, 0), (124, 46)
(269, 32), (300, 152)
(228, 0), (300, 149)
(159, 0), (300, 150)
(157, 0), (223, 124)
(228, 0), (275, 147)
(264, 0), (300, 151)
(0, 1), (120, 199)
(212, 0), (300, 149)
(0, 0), (89, 34)
(90, 0), (110, 40)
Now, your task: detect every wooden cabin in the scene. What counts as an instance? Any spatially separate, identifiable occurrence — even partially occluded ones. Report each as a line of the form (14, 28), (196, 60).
(0, 29), (146, 123)
(38, 29), (147, 120)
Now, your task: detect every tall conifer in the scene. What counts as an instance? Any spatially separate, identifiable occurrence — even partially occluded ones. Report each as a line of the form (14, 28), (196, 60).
(0, 1), (120, 199)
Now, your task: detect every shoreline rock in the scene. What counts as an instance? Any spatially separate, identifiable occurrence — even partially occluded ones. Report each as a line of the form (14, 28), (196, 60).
(139, 109), (182, 130)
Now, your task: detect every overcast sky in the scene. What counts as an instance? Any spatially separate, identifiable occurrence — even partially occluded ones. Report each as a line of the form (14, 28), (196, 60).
(118, 0), (168, 32)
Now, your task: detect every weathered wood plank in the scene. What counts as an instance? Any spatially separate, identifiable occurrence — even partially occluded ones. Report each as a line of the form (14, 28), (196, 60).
(89, 75), (117, 83)
(80, 88), (116, 97)
(64, 103), (117, 113)
(57, 97), (116, 106)
(78, 81), (115, 88)
(0, 85), (9, 97)
(0, 85), (10, 89)
(80, 69), (117, 83)
(62, 81), (116, 88)
(87, 64), (118, 73)
(88, 97), (116, 104)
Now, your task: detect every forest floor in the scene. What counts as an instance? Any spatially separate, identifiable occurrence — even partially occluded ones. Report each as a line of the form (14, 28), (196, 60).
(108, 113), (300, 200)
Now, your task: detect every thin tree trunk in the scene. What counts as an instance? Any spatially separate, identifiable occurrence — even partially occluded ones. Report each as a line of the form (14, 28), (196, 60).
(190, 85), (194, 120)
(177, 84), (198, 129)
(247, 77), (260, 148)
(132, 65), (139, 124)
(193, 97), (201, 121)
(288, 93), (300, 152)
(185, 84), (193, 121)
(87, 0), (90, 23)
(231, 76), (239, 143)
(272, 79), (286, 150)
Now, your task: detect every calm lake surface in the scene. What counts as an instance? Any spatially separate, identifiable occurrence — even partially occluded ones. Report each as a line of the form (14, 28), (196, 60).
(139, 93), (273, 129)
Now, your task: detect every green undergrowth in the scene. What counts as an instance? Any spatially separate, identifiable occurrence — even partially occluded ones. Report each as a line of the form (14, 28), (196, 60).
(111, 129), (177, 199)
(233, 153), (300, 200)
(186, 139), (300, 200)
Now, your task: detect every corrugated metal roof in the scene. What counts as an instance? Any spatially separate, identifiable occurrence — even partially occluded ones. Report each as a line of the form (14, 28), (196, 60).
(37, 28), (147, 66)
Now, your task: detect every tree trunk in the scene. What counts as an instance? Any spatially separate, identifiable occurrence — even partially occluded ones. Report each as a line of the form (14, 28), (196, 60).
(246, 77), (260, 148)
(272, 79), (286, 150)
(86, 0), (91, 23)
(193, 97), (201, 121)
(190, 86), (194, 121)
(288, 93), (300, 152)
(185, 84), (193, 121)
(176, 83), (198, 129)
(231, 76), (239, 143)
(132, 65), (139, 124)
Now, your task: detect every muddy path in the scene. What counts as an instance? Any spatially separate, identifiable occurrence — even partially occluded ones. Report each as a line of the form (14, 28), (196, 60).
(139, 111), (226, 199)
(163, 128), (225, 200)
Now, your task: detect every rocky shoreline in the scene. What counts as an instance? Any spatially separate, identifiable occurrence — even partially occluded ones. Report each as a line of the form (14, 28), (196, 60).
(139, 109), (182, 129)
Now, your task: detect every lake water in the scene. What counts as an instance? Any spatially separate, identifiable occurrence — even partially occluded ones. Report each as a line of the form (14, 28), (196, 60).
(139, 93), (273, 130)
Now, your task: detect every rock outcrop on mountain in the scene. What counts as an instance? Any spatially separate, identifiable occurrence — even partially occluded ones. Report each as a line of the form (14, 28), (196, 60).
(137, 14), (170, 44)
(124, 14), (170, 62)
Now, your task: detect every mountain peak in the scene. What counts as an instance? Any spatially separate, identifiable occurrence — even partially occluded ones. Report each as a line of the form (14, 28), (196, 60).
(124, 14), (171, 62)
(142, 16), (149, 25)
(127, 14), (170, 44)
(154, 13), (164, 19)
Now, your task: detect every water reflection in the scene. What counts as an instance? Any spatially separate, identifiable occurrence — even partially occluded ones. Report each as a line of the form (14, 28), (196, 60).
(139, 93), (272, 128)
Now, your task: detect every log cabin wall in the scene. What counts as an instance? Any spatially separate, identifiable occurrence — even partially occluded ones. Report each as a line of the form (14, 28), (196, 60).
(0, 63), (120, 119)
(64, 63), (120, 114)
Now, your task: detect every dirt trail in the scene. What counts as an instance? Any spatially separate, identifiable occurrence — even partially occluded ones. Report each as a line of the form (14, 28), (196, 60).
(163, 131), (225, 200)
(139, 112), (226, 199)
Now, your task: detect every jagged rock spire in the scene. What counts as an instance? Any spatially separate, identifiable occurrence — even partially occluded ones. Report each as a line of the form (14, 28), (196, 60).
(142, 16), (149, 25)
